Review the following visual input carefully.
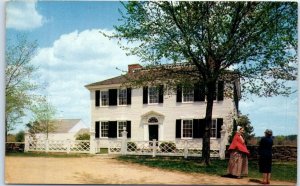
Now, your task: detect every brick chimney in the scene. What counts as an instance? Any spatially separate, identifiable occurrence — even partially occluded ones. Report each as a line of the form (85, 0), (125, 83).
(128, 64), (142, 74)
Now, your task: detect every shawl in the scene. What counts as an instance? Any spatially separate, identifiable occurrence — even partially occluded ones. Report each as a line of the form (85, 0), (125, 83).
(228, 132), (250, 155)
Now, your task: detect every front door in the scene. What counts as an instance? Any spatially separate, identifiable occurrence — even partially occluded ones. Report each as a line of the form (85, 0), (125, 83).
(148, 125), (158, 141)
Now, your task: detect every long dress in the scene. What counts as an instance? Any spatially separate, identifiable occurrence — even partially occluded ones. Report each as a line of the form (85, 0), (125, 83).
(258, 136), (273, 173)
(227, 132), (250, 177)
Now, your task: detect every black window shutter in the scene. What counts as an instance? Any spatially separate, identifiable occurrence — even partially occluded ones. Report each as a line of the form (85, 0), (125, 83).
(176, 85), (182, 102)
(126, 121), (131, 138)
(176, 119), (181, 138)
(217, 81), (224, 101)
(109, 89), (117, 106)
(127, 88), (131, 105)
(95, 90), (100, 107)
(108, 121), (117, 138)
(199, 119), (206, 138)
(194, 83), (201, 102)
(193, 119), (201, 138)
(143, 86), (148, 104)
(95, 121), (100, 138)
(217, 118), (223, 138)
(159, 85), (164, 103)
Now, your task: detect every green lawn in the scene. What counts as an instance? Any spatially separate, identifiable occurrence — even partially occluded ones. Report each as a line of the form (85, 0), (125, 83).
(116, 156), (297, 182)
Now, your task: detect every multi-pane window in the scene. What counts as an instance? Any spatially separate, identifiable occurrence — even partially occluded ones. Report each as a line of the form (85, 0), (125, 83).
(210, 119), (217, 138)
(182, 120), (193, 138)
(100, 122), (109, 137)
(101, 91), (109, 106)
(118, 121), (127, 137)
(118, 89), (127, 105)
(148, 87), (159, 104)
(183, 87), (194, 102)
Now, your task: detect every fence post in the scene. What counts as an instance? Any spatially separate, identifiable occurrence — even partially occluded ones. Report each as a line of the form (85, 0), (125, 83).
(219, 125), (227, 159)
(184, 140), (188, 159)
(90, 131), (96, 154)
(67, 139), (71, 154)
(152, 139), (157, 157)
(45, 139), (49, 153)
(121, 127), (128, 155)
(24, 131), (29, 152)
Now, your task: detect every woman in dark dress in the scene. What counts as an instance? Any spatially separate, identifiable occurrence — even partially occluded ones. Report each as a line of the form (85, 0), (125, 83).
(259, 129), (273, 184)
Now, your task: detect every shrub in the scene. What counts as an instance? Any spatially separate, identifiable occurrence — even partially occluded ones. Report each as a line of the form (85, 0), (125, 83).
(76, 133), (90, 140)
(16, 130), (25, 142)
(159, 142), (176, 152)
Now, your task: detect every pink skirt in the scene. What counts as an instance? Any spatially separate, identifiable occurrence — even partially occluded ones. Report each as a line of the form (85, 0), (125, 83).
(227, 150), (248, 177)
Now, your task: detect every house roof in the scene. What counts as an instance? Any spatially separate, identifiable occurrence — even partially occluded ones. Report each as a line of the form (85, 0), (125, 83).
(85, 64), (241, 99)
(52, 119), (85, 133)
(85, 75), (127, 89)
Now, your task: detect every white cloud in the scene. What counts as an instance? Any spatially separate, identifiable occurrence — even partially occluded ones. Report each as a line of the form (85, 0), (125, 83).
(6, 0), (44, 30)
(31, 29), (139, 126)
(239, 92), (297, 136)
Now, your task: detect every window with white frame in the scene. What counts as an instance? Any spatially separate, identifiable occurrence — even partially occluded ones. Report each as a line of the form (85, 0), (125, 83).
(118, 121), (127, 137)
(210, 119), (217, 138)
(148, 87), (159, 104)
(118, 89), (127, 105)
(183, 87), (194, 102)
(101, 91), (109, 106)
(100, 121), (109, 137)
(182, 120), (193, 138)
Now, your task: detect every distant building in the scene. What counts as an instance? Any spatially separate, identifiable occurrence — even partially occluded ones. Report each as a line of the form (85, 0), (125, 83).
(25, 119), (89, 141)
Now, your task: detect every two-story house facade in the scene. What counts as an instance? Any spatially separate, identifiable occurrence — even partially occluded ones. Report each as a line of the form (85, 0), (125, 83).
(85, 64), (240, 155)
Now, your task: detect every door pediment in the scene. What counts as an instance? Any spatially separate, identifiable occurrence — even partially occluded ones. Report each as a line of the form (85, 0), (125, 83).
(141, 111), (164, 124)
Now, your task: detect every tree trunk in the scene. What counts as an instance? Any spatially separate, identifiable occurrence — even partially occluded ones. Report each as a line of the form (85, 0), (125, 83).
(202, 81), (216, 166)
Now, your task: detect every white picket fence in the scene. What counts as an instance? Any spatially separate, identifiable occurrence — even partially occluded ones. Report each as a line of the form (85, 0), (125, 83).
(107, 139), (220, 158)
(26, 139), (90, 153)
(24, 138), (220, 158)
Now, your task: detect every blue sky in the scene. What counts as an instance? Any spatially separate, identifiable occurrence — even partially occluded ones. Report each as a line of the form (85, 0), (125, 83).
(5, 1), (298, 136)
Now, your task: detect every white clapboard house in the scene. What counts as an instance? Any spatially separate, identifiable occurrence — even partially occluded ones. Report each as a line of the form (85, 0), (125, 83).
(85, 64), (240, 156)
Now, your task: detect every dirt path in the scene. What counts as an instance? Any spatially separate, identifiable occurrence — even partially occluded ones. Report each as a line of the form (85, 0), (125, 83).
(5, 156), (295, 185)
